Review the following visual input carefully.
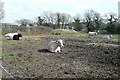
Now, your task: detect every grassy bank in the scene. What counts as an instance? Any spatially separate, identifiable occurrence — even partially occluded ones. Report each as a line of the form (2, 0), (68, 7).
(1, 26), (119, 41)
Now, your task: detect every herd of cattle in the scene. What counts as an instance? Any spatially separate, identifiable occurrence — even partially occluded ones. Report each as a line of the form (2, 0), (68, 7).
(88, 32), (113, 39)
(4, 31), (113, 53)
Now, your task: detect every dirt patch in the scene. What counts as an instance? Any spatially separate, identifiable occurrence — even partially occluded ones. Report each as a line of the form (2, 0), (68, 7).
(2, 36), (119, 79)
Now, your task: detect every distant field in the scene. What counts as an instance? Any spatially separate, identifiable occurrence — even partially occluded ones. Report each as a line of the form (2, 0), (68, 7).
(1, 26), (119, 38)
(1, 27), (119, 42)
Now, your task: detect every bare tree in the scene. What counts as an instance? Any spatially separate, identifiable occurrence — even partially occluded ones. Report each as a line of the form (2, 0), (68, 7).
(41, 11), (57, 28)
(16, 19), (33, 26)
(41, 11), (72, 29)
(84, 10), (96, 32)
(0, 0), (4, 20)
(105, 13), (119, 34)
(42, 11), (55, 24)
(56, 12), (61, 28)
(60, 13), (72, 29)
(93, 11), (103, 31)
(105, 13), (118, 24)
(37, 16), (44, 26)
(84, 10), (104, 32)
(73, 14), (82, 31)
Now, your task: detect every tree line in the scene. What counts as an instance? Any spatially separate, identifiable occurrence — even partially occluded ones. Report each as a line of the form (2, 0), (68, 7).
(16, 10), (119, 34)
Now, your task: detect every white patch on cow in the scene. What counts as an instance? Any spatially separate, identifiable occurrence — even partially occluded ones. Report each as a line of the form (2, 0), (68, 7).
(101, 35), (113, 39)
(88, 32), (97, 36)
(55, 46), (61, 53)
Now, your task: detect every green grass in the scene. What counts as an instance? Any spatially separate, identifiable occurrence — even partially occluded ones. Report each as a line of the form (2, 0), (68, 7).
(2, 40), (19, 45)
(3, 53), (22, 61)
(53, 29), (119, 38)
(97, 34), (119, 39)
(53, 29), (87, 36)
(20, 29), (85, 37)
(54, 29), (78, 35)
(21, 32), (49, 36)
(2, 29), (119, 44)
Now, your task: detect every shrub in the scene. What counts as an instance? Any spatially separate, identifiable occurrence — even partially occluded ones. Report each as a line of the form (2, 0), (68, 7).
(2, 26), (53, 35)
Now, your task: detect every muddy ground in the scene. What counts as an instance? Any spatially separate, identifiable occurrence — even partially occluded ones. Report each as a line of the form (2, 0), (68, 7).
(2, 36), (120, 79)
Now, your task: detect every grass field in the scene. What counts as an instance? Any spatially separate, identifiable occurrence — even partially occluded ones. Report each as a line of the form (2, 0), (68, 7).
(1, 27), (119, 79)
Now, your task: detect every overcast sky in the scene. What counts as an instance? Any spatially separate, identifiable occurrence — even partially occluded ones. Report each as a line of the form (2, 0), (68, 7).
(1, 0), (120, 23)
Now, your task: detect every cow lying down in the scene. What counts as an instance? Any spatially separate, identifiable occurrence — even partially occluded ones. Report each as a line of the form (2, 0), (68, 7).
(5, 33), (22, 40)
(101, 35), (113, 39)
(48, 39), (64, 53)
(88, 32), (97, 36)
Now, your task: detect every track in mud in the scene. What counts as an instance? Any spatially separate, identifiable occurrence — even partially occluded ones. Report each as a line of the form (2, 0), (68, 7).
(2, 36), (119, 79)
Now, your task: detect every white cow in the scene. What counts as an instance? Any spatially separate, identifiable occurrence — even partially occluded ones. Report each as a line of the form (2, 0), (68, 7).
(48, 39), (64, 53)
(88, 32), (97, 36)
(101, 35), (113, 39)
(5, 33), (22, 40)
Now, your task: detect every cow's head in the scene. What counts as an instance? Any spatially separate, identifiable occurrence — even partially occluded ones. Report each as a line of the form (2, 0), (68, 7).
(18, 33), (22, 37)
(57, 39), (64, 47)
(110, 35), (113, 38)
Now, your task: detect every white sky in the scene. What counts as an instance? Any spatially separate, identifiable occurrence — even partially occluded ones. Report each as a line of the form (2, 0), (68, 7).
(1, 0), (120, 23)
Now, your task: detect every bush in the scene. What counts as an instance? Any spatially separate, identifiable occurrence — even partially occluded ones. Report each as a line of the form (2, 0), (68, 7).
(105, 22), (120, 34)
(2, 26), (53, 35)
